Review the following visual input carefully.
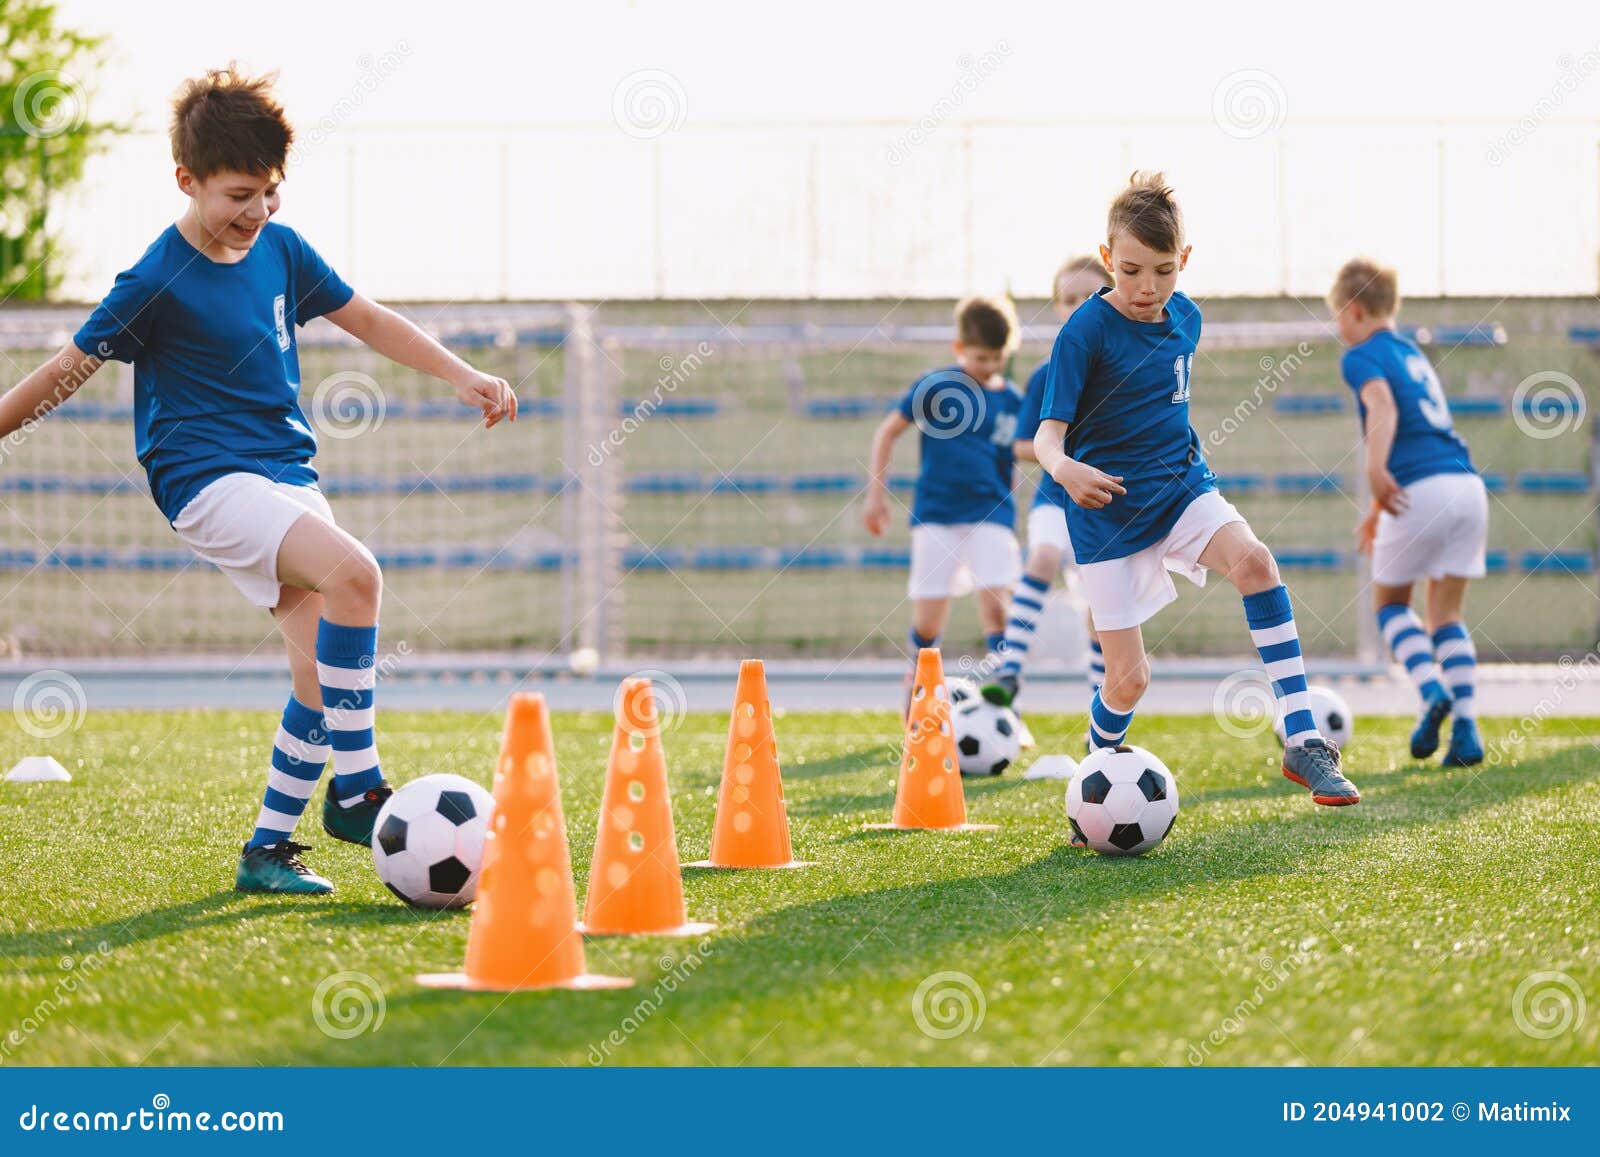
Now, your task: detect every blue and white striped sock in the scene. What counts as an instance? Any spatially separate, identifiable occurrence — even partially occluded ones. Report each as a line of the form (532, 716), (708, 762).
(1431, 622), (1477, 720)
(1243, 585), (1319, 746)
(1377, 603), (1448, 703)
(246, 696), (329, 850)
(998, 574), (1049, 679)
(318, 620), (385, 806)
(1086, 638), (1105, 692)
(1087, 689), (1134, 751)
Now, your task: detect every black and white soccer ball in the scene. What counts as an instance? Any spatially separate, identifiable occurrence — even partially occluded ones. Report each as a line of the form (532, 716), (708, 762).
(371, 773), (495, 909)
(1271, 686), (1354, 748)
(953, 699), (1021, 776)
(1065, 744), (1179, 856)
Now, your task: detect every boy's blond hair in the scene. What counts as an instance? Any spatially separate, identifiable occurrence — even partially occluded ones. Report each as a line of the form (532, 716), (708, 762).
(1329, 257), (1400, 317)
(954, 295), (1020, 353)
(1107, 170), (1184, 253)
(171, 65), (294, 180)
(1053, 256), (1111, 303)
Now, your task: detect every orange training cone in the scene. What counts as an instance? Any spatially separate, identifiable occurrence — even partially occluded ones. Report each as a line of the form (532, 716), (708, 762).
(418, 693), (631, 991)
(867, 648), (997, 832)
(578, 677), (714, 936)
(685, 660), (813, 869)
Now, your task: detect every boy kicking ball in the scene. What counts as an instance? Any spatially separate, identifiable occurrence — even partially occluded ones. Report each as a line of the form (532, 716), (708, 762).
(0, 67), (518, 893)
(1330, 258), (1487, 766)
(984, 256), (1112, 713)
(1033, 172), (1359, 807)
(864, 297), (1025, 703)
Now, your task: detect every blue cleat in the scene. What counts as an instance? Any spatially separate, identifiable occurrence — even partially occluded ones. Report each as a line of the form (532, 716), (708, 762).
(1441, 718), (1484, 767)
(1410, 690), (1454, 759)
(1282, 738), (1360, 806)
(321, 783), (393, 847)
(235, 840), (333, 895)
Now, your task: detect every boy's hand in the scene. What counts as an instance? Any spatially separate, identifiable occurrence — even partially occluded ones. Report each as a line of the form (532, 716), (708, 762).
(863, 493), (890, 537)
(453, 369), (517, 428)
(1355, 505), (1380, 556)
(1053, 458), (1126, 510)
(1368, 467), (1407, 515)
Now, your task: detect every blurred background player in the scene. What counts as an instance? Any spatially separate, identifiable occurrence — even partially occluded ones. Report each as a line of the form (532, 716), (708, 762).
(864, 297), (1024, 705)
(0, 66), (518, 894)
(1330, 258), (1487, 766)
(1033, 172), (1360, 807)
(984, 256), (1112, 717)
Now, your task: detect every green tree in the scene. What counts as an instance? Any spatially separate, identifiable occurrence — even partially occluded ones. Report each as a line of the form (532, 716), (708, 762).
(0, 0), (114, 301)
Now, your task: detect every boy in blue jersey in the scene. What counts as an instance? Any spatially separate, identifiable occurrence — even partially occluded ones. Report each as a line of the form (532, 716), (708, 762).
(983, 257), (1111, 710)
(1034, 173), (1358, 806)
(864, 297), (1024, 693)
(0, 68), (518, 893)
(1330, 258), (1486, 766)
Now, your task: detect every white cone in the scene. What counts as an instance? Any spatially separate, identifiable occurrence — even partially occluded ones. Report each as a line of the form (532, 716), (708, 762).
(6, 756), (71, 782)
(1022, 753), (1079, 781)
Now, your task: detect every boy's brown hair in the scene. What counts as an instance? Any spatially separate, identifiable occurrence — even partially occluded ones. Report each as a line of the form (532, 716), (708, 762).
(1053, 255), (1112, 302)
(1107, 170), (1184, 253)
(170, 65), (294, 180)
(1329, 257), (1400, 317)
(954, 295), (1020, 352)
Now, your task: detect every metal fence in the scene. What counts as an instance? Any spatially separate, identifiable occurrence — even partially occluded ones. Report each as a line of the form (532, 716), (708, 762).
(0, 299), (1595, 666)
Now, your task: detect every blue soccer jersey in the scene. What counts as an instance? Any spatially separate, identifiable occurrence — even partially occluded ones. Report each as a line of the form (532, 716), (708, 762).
(73, 222), (355, 523)
(1016, 362), (1068, 512)
(1040, 289), (1217, 563)
(895, 367), (1023, 528)
(1340, 330), (1475, 486)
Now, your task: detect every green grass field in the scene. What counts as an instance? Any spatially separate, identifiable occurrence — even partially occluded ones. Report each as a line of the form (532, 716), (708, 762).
(2, 708), (1597, 1066)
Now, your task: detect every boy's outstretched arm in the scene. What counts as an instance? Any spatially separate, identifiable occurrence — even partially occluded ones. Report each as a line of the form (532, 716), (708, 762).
(1033, 418), (1125, 510)
(0, 343), (103, 442)
(863, 411), (910, 536)
(325, 294), (517, 428)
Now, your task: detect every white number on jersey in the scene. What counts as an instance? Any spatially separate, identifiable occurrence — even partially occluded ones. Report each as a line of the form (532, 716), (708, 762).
(991, 412), (1018, 446)
(1405, 354), (1453, 430)
(1171, 354), (1193, 403)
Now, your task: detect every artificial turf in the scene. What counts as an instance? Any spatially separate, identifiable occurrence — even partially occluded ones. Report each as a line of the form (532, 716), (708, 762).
(1, 708), (1596, 1066)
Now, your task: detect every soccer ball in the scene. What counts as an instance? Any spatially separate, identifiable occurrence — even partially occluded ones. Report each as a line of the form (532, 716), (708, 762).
(1065, 744), (1179, 856)
(371, 774), (495, 909)
(1271, 686), (1354, 747)
(947, 675), (980, 706)
(953, 698), (1021, 776)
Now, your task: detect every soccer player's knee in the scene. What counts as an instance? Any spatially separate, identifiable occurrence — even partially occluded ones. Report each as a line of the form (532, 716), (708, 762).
(1237, 541), (1279, 590)
(1104, 659), (1149, 706)
(337, 547), (384, 608)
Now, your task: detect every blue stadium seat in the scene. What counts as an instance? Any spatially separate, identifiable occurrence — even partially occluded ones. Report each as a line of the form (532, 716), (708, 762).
(804, 398), (885, 419)
(1271, 550), (1343, 570)
(1215, 473), (1266, 494)
(627, 473), (703, 495)
(791, 473), (857, 493)
(1517, 471), (1590, 493)
(1274, 394), (1345, 415)
(1448, 397), (1505, 416)
(1485, 550), (1510, 574)
(621, 398), (718, 417)
(1480, 472), (1507, 493)
(1273, 473), (1345, 495)
(1402, 324), (1507, 347)
(1521, 550), (1593, 574)
(1568, 326), (1600, 345)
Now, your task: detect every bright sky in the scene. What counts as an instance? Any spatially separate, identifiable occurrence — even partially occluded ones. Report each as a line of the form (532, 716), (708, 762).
(47, 0), (1600, 299)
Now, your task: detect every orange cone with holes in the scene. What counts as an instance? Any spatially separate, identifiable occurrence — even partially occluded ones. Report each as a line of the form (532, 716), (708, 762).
(867, 648), (997, 832)
(579, 677), (715, 936)
(685, 660), (814, 869)
(418, 693), (631, 991)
